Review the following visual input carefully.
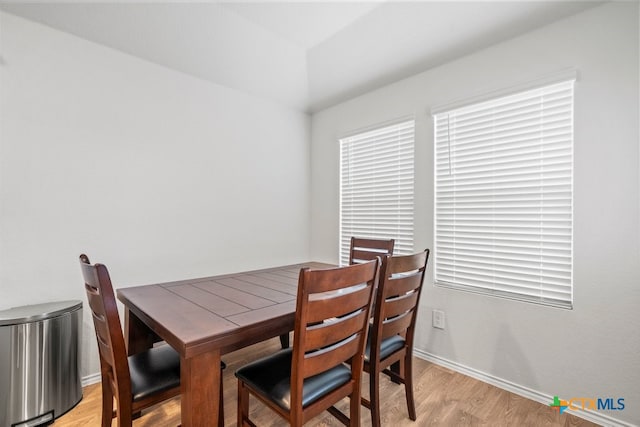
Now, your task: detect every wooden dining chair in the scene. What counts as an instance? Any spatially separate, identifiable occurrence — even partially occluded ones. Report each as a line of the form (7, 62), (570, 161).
(276, 237), (393, 350)
(362, 250), (430, 427)
(235, 259), (380, 426)
(80, 254), (225, 427)
(349, 237), (395, 265)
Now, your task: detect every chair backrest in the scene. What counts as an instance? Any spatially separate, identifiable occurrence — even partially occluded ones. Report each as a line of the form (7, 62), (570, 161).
(370, 250), (429, 359)
(349, 237), (395, 265)
(290, 260), (379, 411)
(80, 254), (131, 399)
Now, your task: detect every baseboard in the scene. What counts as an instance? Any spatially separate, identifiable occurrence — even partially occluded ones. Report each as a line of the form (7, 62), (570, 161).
(81, 372), (101, 387)
(413, 349), (634, 427)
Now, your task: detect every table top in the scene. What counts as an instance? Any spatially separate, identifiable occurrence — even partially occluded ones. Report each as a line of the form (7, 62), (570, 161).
(117, 262), (333, 359)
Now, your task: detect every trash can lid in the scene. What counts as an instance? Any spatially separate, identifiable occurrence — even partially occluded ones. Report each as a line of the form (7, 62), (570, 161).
(0, 300), (82, 326)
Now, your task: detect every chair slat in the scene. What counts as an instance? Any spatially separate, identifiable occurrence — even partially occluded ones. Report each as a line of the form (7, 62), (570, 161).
(383, 291), (419, 320)
(306, 285), (371, 323)
(351, 238), (395, 251)
(381, 312), (413, 340)
(303, 333), (362, 379)
(384, 274), (423, 298)
(386, 250), (428, 273)
(97, 339), (116, 367)
(303, 262), (375, 293)
(351, 249), (382, 263)
(304, 309), (368, 351)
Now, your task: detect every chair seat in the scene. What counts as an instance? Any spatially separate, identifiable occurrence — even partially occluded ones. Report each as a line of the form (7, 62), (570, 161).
(235, 348), (351, 411)
(129, 345), (181, 402)
(364, 334), (405, 363)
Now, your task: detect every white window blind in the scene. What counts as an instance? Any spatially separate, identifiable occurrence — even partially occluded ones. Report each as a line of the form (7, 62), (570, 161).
(433, 80), (574, 308)
(340, 119), (415, 265)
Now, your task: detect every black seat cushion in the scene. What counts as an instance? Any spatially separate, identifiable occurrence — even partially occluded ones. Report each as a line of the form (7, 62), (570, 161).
(129, 344), (181, 402)
(364, 333), (405, 363)
(235, 348), (351, 412)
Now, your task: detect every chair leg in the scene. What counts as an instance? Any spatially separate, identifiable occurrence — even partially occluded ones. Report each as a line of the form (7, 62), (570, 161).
(219, 373), (225, 427)
(237, 380), (249, 427)
(118, 393), (135, 427)
(117, 406), (133, 427)
(404, 354), (416, 421)
(100, 382), (114, 427)
(350, 385), (362, 427)
(369, 369), (382, 427)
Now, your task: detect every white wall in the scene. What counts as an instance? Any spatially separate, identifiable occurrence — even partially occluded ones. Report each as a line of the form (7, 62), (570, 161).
(311, 3), (639, 425)
(0, 12), (310, 378)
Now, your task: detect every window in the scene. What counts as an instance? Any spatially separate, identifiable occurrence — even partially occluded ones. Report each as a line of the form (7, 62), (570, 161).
(339, 119), (415, 265)
(433, 79), (574, 308)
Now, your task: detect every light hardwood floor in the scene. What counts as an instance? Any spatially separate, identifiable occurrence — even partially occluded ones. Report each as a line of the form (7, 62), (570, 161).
(56, 339), (598, 426)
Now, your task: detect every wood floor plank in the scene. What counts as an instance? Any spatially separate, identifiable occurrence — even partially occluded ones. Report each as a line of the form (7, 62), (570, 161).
(55, 339), (599, 426)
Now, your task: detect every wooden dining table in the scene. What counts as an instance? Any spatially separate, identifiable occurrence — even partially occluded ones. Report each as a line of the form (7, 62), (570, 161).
(116, 261), (333, 427)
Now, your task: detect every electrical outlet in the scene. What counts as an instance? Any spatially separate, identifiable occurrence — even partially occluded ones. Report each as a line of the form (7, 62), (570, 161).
(432, 309), (445, 330)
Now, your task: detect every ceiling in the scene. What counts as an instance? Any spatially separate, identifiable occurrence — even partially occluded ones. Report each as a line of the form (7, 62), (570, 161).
(0, 1), (601, 113)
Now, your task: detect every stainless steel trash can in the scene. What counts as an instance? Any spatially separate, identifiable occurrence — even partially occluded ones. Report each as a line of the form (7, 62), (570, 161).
(0, 300), (82, 427)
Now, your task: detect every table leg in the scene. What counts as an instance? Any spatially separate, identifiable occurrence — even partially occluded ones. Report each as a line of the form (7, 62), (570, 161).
(124, 308), (156, 356)
(389, 360), (403, 384)
(181, 350), (221, 427)
(279, 332), (290, 348)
